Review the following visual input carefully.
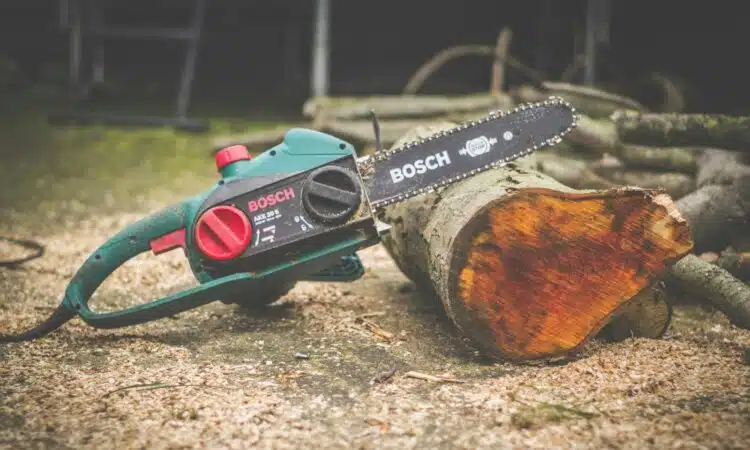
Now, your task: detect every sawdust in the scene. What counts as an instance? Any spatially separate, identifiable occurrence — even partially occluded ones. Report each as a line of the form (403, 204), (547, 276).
(1, 196), (748, 449)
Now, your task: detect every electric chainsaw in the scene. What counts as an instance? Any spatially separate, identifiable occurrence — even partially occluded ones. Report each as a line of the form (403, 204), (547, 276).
(0, 97), (577, 342)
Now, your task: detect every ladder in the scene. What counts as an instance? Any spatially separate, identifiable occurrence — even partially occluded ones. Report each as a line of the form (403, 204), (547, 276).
(50, 0), (210, 132)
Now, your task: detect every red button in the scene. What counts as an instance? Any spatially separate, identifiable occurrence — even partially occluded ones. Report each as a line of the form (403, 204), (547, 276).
(149, 228), (186, 255)
(215, 145), (251, 171)
(194, 205), (252, 261)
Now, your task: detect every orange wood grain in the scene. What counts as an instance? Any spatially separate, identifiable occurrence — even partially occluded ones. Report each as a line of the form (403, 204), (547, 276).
(453, 188), (693, 360)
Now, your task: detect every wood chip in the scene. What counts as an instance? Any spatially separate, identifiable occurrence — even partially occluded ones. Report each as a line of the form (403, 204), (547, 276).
(354, 317), (395, 342)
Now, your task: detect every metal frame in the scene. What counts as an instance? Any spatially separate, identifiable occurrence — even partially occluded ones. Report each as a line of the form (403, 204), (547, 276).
(311, 0), (331, 98)
(50, 0), (210, 132)
(583, 0), (612, 85)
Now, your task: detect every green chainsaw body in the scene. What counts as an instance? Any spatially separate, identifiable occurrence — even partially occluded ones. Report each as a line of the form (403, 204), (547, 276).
(1, 96), (578, 342)
(62, 129), (378, 330)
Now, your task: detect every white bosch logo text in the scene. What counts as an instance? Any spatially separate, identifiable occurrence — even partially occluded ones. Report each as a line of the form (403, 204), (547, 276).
(390, 151), (451, 183)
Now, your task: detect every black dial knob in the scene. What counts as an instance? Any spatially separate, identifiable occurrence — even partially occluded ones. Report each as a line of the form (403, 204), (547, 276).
(301, 166), (362, 225)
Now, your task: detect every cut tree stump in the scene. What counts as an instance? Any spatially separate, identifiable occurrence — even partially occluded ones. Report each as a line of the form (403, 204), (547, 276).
(378, 123), (694, 360)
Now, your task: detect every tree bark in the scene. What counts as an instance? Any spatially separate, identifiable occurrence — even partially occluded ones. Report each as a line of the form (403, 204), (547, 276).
(613, 110), (750, 152)
(378, 123), (694, 361)
(666, 254), (750, 329)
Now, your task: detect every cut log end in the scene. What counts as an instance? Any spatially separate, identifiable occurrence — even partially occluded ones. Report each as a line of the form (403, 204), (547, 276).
(447, 188), (693, 360)
(598, 283), (674, 342)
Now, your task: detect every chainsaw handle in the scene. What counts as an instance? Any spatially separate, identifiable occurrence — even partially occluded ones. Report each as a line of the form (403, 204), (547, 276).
(60, 200), (242, 328)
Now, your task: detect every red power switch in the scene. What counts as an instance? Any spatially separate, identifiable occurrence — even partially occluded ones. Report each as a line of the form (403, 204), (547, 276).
(194, 205), (252, 261)
(215, 145), (251, 171)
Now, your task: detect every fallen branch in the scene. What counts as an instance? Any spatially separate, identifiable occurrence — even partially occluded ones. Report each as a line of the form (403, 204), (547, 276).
(321, 119), (430, 149)
(402, 44), (544, 95)
(534, 153), (694, 199)
(565, 113), (700, 174)
(533, 153), (617, 190)
(674, 173), (750, 253)
(565, 114), (619, 152)
(302, 94), (513, 121)
(613, 110), (750, 152)
(617, 145), (698, 174)
(647, 72), (687, 113)
(511, 82), (647, 119)
(597, 170), (695, 199)
(706, 248), (750, 282)
(490, 27), (513, 95)
(667, 254), (750, 329)
(695, 148), (750, 187)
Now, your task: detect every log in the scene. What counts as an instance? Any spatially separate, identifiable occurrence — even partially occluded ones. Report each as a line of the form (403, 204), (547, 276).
(567, 113), (700, 173)
(321, 119), (432, 150)
(618, 145), (698, 174)
(533, 153), (617, 190)
(704, 248), (750, 282)
(674, 173), (750, 253)
(534, 153), (694, 199)
(596, 170), (695, 199)
(612, 109), (750, 152)
(565, 114), (619, 152)
(511, 82), (647, 119)
(302, 94), (513, 121)
(378, 122), (694, 360)
(695, 148), (750, 188)
(666, 254), (750, 329)
(597, 283), (674, 342)
(564, 114), (704, 175)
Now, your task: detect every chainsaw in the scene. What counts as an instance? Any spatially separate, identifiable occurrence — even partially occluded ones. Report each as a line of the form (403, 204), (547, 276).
(0, 97), (577, 342)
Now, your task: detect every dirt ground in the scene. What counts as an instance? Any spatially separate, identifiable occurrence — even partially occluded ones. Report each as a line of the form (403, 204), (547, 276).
(1, 118), (749, 449)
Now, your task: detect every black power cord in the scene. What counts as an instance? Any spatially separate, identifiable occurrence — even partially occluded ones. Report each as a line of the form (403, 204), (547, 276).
(0, 235), (45, 269)
(0, 235), (72, 342)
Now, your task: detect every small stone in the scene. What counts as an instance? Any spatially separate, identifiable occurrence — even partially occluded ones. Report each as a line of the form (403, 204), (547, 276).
(294, 353), (310, 360)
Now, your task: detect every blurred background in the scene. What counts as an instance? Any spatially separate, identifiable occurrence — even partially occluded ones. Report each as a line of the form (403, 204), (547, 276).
(0, 0), (746, 215)
(1, 0), (746, 120)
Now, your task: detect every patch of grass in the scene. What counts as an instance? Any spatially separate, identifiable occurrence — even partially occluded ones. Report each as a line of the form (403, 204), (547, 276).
(0, 92), (294, 220)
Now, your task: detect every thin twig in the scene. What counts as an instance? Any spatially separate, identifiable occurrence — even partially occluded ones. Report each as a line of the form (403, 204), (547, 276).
(490, 27), (513, 95)
(403, 45), (545, 95)
(403, 371), (466, 383)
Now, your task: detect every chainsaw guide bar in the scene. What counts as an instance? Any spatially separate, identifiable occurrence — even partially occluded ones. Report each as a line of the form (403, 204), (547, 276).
(357, 96), (578, 210)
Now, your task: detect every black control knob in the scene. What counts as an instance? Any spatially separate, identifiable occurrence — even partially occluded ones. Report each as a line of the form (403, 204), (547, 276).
(301, 166), (362, 225)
